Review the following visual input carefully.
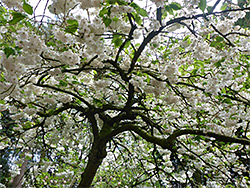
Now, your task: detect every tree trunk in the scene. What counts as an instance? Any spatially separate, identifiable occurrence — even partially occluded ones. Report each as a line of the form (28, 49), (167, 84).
(78, 141), (107, 188)
(11, 159), (28, 188)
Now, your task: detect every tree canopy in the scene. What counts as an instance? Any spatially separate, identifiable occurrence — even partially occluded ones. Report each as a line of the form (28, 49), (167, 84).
(0, 0), (250, 187)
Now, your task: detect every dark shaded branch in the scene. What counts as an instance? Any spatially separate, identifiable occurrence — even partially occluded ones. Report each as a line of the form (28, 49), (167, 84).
(210, 24), (235, 47)
(176, 82), (205, 91)
(107, 124), (250, 151)
(104, 59), (129, 82)
(35, 83), (92, 108)
(221, 93), (250, 106)
(107, 124), (172, 149)
(63, 55), (98, 74)
(128, 7), (250, 74)
(37, 103), (70, 117)
(115, 13), (137, 63)
(224, 32), (250, 37)
(156, 7), (162, 25)
(210, 0), (222, 13)
(179, 21), (198, 37)
(128, 29), (160, 74)
(87, 113), (99, 139)
(124, 83), (135, 112)
(167, 129), (250, 145)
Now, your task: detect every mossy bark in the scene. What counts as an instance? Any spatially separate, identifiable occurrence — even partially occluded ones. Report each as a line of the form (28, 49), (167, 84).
(77, 141), (107, 188)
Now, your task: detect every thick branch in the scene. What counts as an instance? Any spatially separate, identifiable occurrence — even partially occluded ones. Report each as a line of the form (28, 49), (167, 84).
(107, 124), (172, 149)
(128, 30), (160, 74)
(167, 129), (250, 145)
(78, 140), (107, 188)
(108, 124), (250, 150)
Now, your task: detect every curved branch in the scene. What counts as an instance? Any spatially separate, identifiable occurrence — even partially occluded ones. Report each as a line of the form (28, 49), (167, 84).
(37, 102), (87, 117)
(167, 129), (250, 145)
(115, 13), (137, 64)
(107, 124), (172, 149)
(107, 124), (250, 151)
(63, 55), (98, 74)
(128, 7), (250, 74)
(35, 83), (92, 108)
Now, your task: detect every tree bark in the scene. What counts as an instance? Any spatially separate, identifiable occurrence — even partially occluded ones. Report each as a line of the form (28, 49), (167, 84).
(11, 159), (28, 188)
(77, 141), (107, 188)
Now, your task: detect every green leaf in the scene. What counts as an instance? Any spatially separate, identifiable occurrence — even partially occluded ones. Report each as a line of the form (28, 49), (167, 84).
(112, 35), (123, 47)
(9, 12), (26, 24)
(0, 6), (7, 15)
(165, 5), (174, 15)
(130, 2), (148, 17)
(220, 3), (228, 11)
(3, 47), (15, 58)
(214, 58), (225, 68)
(112, 16), (119, 22)
(67, 19), (78, 25)
(23, 122), (32, 129)
(103, 17), (112, 27)
(23, 2), (33, 15)
(65, 19), (78, 33)
(207, 6), (213, 13)
(99, 7), (108, 17)
(225, 185), (234, 188)
(117, 0), (127, 5)
(107, 0), (116, 4)
(198, 0), (207, 12)
(93, 98), (103, 107)
(170, 2), (182, 10)
(132, 12), (142, 25)
(124, 40), (131, 48)
(215, 36), (224, 42)
(0, 7), (7, 26)
(162, 11), (168, 19)
(59, 80), (68, 87)
(222, 98), (232, 105)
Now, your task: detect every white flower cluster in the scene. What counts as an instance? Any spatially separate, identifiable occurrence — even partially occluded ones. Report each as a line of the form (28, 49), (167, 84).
(163, 94), (179, 105)
(77, 18), (106, 59)
(17, 34), (45, 55)
(229, 11), (246, 22)
(49, 0), (77, 14)
(2, 0), (22, 8)
(54, 28), (74, 44)
(59, 50), (80, 65)
(0, 55), (25, 84)
(161, 63), (178, 84)
(205, 77), (220, 94)
(216, 21), (232, 35)
(110, 5), (133, 17)
(0, 26), (8, 34)
(57, 93), (72, 103)
(150, 0), (165, 7)
(79, 17), (105, 36)
(79, 0), (104, 9)
(149, 18), (161, 31)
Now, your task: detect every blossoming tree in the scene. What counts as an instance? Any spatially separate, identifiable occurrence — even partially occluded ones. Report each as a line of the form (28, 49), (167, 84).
(0, 0), (250, 187)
